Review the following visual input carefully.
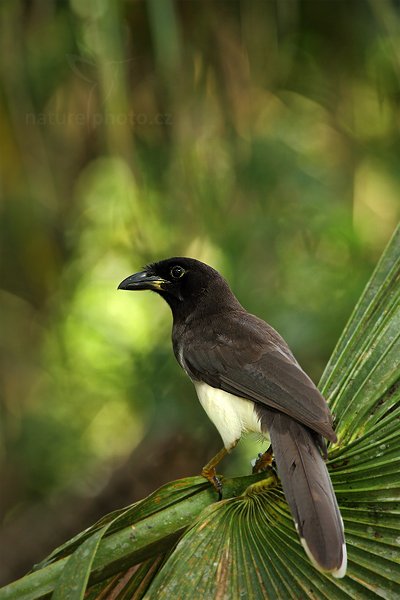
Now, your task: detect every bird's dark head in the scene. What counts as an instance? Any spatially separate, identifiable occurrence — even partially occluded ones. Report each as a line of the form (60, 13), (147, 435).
(118, 257), (239, 317)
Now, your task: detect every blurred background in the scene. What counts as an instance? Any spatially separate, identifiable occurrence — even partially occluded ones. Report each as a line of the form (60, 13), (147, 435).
(1, 0), (399, 585)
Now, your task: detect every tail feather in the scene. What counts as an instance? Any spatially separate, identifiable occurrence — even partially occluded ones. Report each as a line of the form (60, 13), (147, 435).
(268, 412), (346, 577)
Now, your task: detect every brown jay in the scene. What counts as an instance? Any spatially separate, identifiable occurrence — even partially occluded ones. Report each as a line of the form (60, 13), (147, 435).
(118, 257), (347, 578)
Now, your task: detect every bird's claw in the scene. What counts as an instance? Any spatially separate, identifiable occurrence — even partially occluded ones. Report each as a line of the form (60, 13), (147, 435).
(252, 446), (274, 474)
(202, 467), (223, 500)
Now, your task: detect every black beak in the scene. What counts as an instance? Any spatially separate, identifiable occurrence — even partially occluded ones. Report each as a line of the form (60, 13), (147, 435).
(118, 271), (168, 291)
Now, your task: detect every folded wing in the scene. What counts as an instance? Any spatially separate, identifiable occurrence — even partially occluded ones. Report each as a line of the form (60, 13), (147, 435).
(181, 310), (336, 442)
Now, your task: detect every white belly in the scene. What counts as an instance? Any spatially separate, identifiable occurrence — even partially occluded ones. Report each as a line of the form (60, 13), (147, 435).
(194, 381), (265, 450)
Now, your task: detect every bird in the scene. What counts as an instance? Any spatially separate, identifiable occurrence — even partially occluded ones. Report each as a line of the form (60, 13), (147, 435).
(118, 257), (347, 578)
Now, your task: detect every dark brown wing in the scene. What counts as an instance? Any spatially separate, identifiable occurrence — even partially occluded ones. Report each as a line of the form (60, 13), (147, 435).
(179, 310), (336, 442)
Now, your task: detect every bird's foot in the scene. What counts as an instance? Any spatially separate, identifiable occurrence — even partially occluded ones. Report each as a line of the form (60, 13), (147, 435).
(201, 466), (223, 500)
(252, 445), (274, 474)
(201, 447), (229, 500)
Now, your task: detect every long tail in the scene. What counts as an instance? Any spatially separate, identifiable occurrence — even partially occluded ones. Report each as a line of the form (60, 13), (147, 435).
(268, 412), (347, 578)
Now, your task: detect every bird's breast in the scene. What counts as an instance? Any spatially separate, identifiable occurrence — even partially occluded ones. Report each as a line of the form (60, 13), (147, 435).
(193, 381), (266, 450)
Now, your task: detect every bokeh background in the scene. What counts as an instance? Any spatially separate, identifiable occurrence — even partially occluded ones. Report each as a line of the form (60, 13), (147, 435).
(1, 0), (400, 585)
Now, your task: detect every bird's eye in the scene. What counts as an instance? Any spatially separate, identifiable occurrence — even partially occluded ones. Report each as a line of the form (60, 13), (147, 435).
(170, 265), (185, 279)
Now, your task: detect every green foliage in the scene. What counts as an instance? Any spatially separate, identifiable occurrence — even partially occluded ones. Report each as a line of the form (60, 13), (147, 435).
(2, 1), (400, 518)
(1, 226), (398, 600)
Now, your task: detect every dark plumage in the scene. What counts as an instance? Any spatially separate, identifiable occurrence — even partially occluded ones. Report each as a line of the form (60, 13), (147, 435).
(118, 257), (347, 578)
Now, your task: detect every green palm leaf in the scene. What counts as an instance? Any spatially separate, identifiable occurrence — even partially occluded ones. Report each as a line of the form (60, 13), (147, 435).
(0, 226), (399, 600)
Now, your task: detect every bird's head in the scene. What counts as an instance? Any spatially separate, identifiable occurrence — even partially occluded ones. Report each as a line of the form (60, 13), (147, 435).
(118, 257), (239, 316)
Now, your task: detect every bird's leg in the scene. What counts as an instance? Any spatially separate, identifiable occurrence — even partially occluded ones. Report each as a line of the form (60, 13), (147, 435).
(252, 444), (274, 474)
(201, 447), (229, 499)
